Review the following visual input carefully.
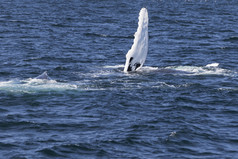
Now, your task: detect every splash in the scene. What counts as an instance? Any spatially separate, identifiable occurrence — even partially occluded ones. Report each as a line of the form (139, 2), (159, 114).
(124, 8), (149, 72)
(165, 63), (233, 76)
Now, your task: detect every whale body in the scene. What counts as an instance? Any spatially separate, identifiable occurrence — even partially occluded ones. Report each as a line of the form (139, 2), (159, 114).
(124, 8), (149, 72)
(35, 71), (52, 80)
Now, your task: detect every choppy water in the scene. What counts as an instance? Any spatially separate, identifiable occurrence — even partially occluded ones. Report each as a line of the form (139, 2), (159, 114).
(1, 0), (238, 158)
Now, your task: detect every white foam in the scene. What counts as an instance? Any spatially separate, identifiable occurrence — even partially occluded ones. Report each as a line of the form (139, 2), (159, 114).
(218, 87), (238, 91)
(138, 66), (159, 72)
(103, 65), (124, 69)
(165, 63), (233, 76)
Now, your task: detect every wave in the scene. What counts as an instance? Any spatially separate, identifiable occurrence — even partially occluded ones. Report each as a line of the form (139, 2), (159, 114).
(217, 87), (238, 92)
(84, 33), (132, 39)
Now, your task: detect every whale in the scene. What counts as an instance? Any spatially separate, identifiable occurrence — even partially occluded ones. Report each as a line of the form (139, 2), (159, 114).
(122, 8), (224, 77)
(34, 71), (52, 80)
(124, 8), (149, 72)
(0, 71), (79, 93)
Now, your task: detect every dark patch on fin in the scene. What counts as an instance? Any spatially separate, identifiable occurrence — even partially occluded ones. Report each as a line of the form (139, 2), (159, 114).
(134, 63), (141, 70)
(129, 57), (134, 63)
(127, 57), (134, 72)
(127, 64), (132, 72)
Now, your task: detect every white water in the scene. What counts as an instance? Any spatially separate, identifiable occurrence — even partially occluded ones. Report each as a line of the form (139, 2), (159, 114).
(102, 62), (233, 77)
(0, 79), (77, 93)
(0, 63), (234, 93)
(165, 63), (233, 76)
(124, 8), (149, 72)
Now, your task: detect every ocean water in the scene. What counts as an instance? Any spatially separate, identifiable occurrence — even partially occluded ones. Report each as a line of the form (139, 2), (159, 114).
(1, 0), (238, 158)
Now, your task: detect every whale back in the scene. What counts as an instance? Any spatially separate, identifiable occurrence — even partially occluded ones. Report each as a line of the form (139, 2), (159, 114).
(35, 71), (52, 80)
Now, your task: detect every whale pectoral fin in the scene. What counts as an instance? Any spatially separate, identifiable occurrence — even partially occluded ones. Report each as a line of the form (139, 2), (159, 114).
(124, 8), (148, 73)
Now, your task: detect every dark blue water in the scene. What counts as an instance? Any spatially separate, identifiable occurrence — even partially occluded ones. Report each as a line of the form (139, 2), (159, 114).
(1, 0), (238, 158)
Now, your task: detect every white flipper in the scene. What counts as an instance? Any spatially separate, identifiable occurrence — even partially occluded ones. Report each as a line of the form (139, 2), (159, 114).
(124, 8), (149, 72)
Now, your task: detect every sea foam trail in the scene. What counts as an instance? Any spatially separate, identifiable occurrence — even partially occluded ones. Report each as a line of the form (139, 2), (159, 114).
(124, 8), (149, 72)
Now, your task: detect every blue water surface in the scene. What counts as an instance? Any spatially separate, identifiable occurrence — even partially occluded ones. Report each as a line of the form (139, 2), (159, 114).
(0, 0), (238, 158)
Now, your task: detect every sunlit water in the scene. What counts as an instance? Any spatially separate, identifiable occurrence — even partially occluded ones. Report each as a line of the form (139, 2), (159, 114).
(1, 0), (238, 158)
